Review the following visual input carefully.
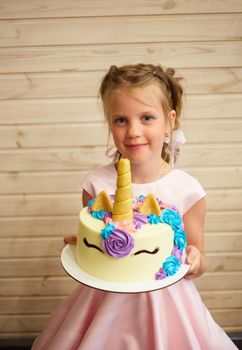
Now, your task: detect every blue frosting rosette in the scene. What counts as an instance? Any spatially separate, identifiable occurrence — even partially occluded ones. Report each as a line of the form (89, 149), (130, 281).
(174, 228), (187, 250)
(156, 255), (181, 280)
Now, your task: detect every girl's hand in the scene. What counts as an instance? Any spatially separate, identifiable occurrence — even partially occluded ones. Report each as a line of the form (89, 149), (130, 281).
(185, 245), (201, 279)
(64, 235), (77, 245)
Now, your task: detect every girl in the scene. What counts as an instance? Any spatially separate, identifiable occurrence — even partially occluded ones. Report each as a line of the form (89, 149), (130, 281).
(32, 64), (237, 349)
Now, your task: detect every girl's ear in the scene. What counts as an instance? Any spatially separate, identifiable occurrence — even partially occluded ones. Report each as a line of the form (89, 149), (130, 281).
(165, 109), (176, 133)
(169, 109), (176, 129)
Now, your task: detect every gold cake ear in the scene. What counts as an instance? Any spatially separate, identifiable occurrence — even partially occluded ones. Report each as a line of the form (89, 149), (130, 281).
(91, 191), (113, 212)
(138, 193), (161, 216)
(112, 158), (133, 222)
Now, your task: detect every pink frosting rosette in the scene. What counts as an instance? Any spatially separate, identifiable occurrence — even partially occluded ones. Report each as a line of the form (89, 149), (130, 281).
(115, 221), (136, 235)
(102, 228), (134, 258)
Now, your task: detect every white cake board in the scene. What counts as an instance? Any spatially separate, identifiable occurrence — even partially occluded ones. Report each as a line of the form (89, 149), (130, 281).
(61, 244), (190, 294)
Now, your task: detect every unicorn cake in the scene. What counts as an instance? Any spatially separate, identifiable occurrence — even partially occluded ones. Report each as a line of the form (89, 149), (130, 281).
(76, 159), (187, 283)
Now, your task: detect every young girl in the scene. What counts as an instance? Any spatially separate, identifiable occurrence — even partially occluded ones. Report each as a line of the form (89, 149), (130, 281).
(32, 64), (237, 349)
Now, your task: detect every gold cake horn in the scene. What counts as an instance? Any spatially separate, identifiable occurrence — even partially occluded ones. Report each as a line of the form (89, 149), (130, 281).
(91, 191), (113, 212)
(138, 193), (161, 216)
(112, 159), (133, 222)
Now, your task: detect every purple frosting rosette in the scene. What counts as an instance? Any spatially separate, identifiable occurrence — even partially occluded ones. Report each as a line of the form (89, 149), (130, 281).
(102, 228), (134, 258)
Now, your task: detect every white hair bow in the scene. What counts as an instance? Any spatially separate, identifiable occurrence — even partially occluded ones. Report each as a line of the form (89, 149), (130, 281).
(170, 129), (186, 167)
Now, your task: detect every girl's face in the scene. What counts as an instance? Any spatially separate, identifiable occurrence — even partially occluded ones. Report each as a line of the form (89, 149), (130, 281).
(109, 85), (175, 167)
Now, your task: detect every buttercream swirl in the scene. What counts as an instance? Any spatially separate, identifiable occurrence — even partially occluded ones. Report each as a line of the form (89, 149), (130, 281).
(161, 208), (182, 231)
(115, 221), (136, 235)
(102, 228), (134, 258)
(133, 213), (149, 229)
(172, 246), (183, 263)
(174, 229), (187, 250)
(163, 255), (181, 276)
(101, 223), (115, 239)
(156, 268), (167, 280)
(87, 199), (95, 207)
(138, 195), (145, 202)
(92, 210), (110, 220)
(148, 214), (162, 225)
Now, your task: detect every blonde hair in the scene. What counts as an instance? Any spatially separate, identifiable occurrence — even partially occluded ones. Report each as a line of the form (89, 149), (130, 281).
(99, 63), (184, 163)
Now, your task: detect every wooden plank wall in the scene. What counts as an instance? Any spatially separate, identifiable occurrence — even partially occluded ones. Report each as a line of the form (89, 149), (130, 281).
(0, 0), (242, 339)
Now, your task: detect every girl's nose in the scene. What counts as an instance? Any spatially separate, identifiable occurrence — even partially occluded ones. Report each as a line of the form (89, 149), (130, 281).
(127, 124), (142, 138)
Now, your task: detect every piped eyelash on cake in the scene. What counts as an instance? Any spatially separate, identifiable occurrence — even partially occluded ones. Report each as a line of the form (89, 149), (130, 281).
(83, 238), (104, 253)
(133, 247), (159, 256)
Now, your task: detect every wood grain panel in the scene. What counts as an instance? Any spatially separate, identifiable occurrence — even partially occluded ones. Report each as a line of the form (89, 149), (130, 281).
(1, 14), (242, 47)
(0, 193), (81, 217)
(0, 296), (65, 315)
(180, 144), (242, 167)
(183, 120), (242, 144)
(1, 0), (242, 19)
(0, 170), (88, 194)
(206, 253), (242, 272)
(0, 216), (78, 238)
(200, 291), (242, 309)
(0, 98), (102, 124)
(0, 277), (77, 296)
(205, 189), (242, 211)
(185, 94), (242, 119)
(0, 237), (63, 258)
(1, 68), (242, 99)
(0, 315), (47, 333)
(0, 123), (108, 149)
(187, 167), (242, 189)
(205, 211), (242, 232)
(211, 309), (242, 328)
(205, 233), (242, 252)
(0, 147), (109, 171)
(195, 272), (242, 291)
(1, 41), (241, 73)
(0, 258), (64, 277)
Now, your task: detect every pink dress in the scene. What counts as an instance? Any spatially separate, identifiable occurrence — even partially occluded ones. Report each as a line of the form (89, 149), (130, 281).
(32, 165), (237, 350)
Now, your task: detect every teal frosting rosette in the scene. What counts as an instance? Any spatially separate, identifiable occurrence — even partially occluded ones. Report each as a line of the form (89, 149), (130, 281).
(101, 223), (115, 239)
(161, 208), (182, 231)
(148, 214), (162, 225)
(163, 255), (181, 276)
(155, 255), (181, 280)
(174, 229), (187, 250)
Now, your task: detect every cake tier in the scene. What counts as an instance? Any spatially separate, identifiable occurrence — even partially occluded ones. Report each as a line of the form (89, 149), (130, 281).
(76, 207), (174, 282)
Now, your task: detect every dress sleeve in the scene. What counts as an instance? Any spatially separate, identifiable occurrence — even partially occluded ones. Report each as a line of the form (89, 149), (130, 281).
(81, 171), (96, 198)
(183, 175), (206, 214)
(81, 164), (116, 198)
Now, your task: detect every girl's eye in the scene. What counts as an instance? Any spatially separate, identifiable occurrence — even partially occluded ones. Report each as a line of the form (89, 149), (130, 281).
(142, 114), (155, 121)
(113, 117), (127, 124)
